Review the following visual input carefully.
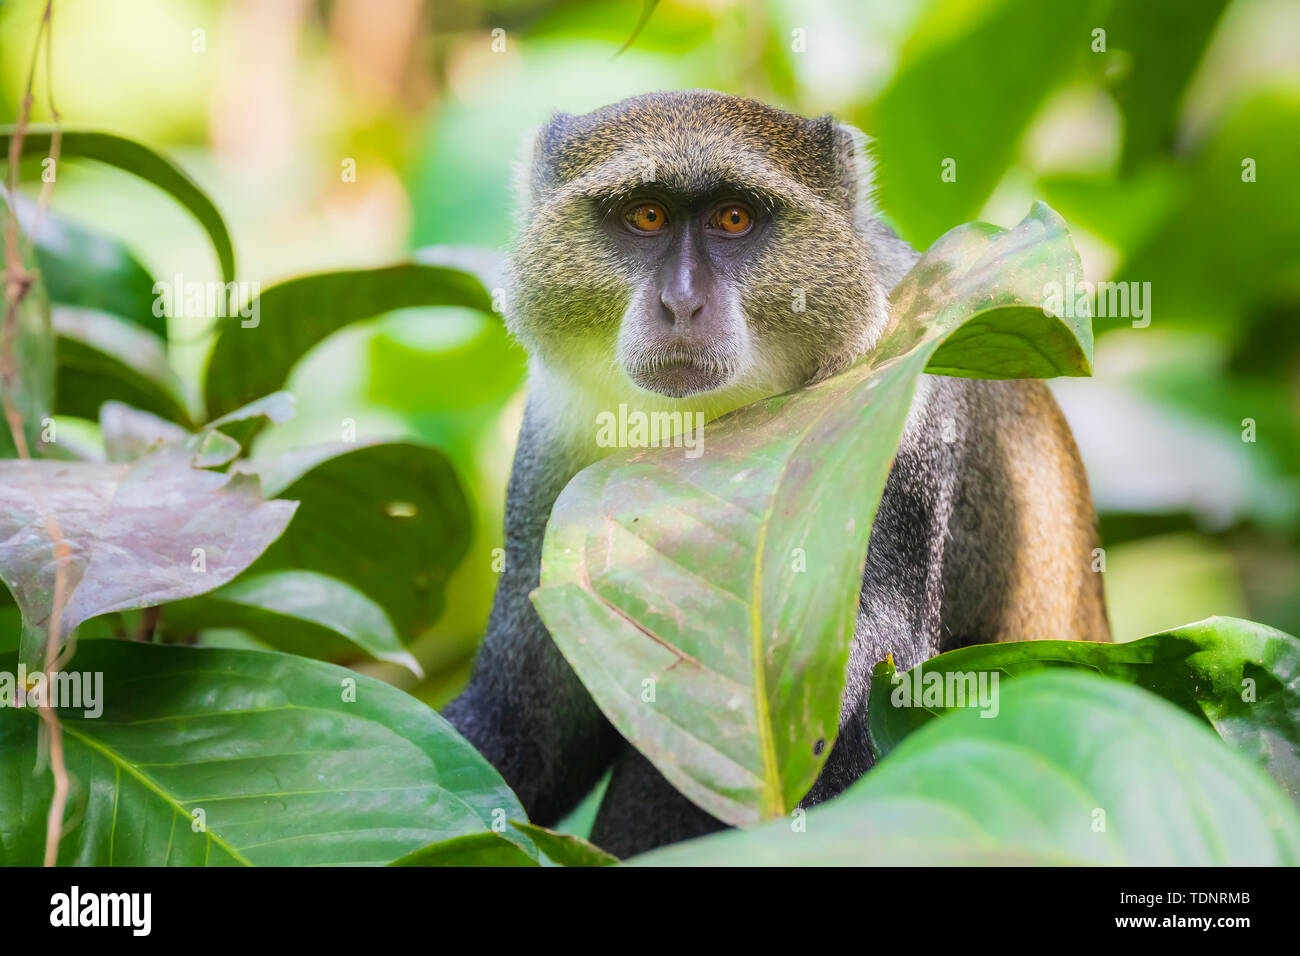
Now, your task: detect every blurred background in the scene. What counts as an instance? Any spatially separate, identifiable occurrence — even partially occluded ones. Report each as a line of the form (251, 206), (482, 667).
(2, 0), (1297, 707)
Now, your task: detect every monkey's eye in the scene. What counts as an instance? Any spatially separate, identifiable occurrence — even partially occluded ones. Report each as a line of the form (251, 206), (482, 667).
(708, 203), (753, 236)
(624, 202), (670, 234)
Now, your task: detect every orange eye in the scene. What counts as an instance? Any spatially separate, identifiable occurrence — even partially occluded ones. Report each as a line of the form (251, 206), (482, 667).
(710, 204), (752, 235)
(626, 202), (669, 233)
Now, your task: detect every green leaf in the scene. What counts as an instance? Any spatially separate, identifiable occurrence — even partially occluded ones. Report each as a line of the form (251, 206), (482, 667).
(924, 304), (1091, 379)
(867, 616), (1300, 804)
(53, 306), (193, 427)
(207, 391), (296, 431)
(1036, 169), (1180, 256)
(1101, 0), (1231, 174)
(868, 1), (1093, 246)
(1114, 93), (1300, 337)
(1, 191), (164, 338)
(0, 441), (296, 667)
(531, 203), (1090, 826)
(0, 641), (528, 865)
(236, 441), (470, 638)
(0, 234), (54, 459)
(614, 0), (660, 57)
(203, 264), (494, 421)
(365, 310), (525, 413)
(164, 570), (423, 677)
(99, 401), (191, 462)
(98, 392), (296, 468)
(384, 820), (617, 868)
(0, 127), (235, 291)
(207, 390), (297, 452)
(510, 821), (619, 866)
(631, 672), (1300, 865)
(389, 832), (538, 867)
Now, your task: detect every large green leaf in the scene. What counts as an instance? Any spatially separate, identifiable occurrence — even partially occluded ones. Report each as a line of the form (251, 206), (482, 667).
(868, 1), (1093, 246)
(203, 264), (494, 421)
(510, 821), (619, 867)
(531, 203), (1090, 826)
(1101, 0), (1232, 174)
(631, 672), (1300, 865)
(53, 306), (193, 427)
(1, 191), (163, 338)
(1114, 93), (1300, 338)
(164, 570), (422, 677)
(236, 441), (471, 638)
(386, 820), (619, 867)
(389, 832), (538, 867)
(0, 127), (235, 291)
(0, 439), (296, 667)
(366, 308), (525, 414)
(0, 237), (54, 459)
(0, 641), (527, 865)
(867, 616), (1300, 803)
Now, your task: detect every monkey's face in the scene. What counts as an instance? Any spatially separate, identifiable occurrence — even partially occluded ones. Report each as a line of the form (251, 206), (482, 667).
(510, 91), (888, 407)
(603, 192), (765, 398)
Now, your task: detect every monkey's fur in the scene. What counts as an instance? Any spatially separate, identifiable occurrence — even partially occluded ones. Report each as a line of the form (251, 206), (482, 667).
(443, 90), (1109, 858)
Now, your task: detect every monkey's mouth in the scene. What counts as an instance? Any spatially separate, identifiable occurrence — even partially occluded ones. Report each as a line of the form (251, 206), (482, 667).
(626, 355), (733, 398)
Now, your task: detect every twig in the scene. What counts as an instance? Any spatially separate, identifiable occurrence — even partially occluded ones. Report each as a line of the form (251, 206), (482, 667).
(2, 0), (70, 869)
(136, 605), (162, 643)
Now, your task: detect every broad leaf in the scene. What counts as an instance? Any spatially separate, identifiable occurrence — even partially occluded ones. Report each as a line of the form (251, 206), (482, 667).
(97, 393), (295, 467)
(867, 616), (1300, 803)
(869, 2), (1093, 246)
(0, 642), (528, 865)
(1114, 93), (1300, 336)
(164, 570), (423, 677)
(0, 442), (296, 666)
(236, 441), (470, 637)
(532, 203), (1090, 825)
(0, 127), (235, 290)
(924, 302), (1091, 379)
(207, 389), (297, 452)
(1101, 0), (1231, 174)
(53, 306), (193, 427)
(366, 310), (525, 413)
(510, 821), (619, 867)
(388, 820), (617, 867)
(389, 832), (538, 867)
(99, 401), (189, 462)
(2, 191), (164, 337)
(631, 672), (1300, 865)
(203, 264), (494, 420)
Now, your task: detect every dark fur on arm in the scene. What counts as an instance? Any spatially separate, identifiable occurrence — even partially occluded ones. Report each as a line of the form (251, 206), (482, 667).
(442, 399), (622, 824)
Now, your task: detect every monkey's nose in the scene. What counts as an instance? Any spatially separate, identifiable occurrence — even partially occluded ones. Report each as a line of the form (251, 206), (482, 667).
(659, 288), (706, 326)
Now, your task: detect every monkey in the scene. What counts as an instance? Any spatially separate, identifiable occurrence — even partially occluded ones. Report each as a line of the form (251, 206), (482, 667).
(442, 90), (1110, 859)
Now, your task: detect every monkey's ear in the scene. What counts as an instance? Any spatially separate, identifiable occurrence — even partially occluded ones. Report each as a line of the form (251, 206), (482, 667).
(821, 118), (878, 218)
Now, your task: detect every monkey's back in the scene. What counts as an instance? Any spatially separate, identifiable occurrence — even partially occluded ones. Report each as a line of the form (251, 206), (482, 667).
(858, 374), (1109, 662)
(932, 375), (1110, 646)
(861, 222), (1110, 652)
(797, 373), (1109, 810)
